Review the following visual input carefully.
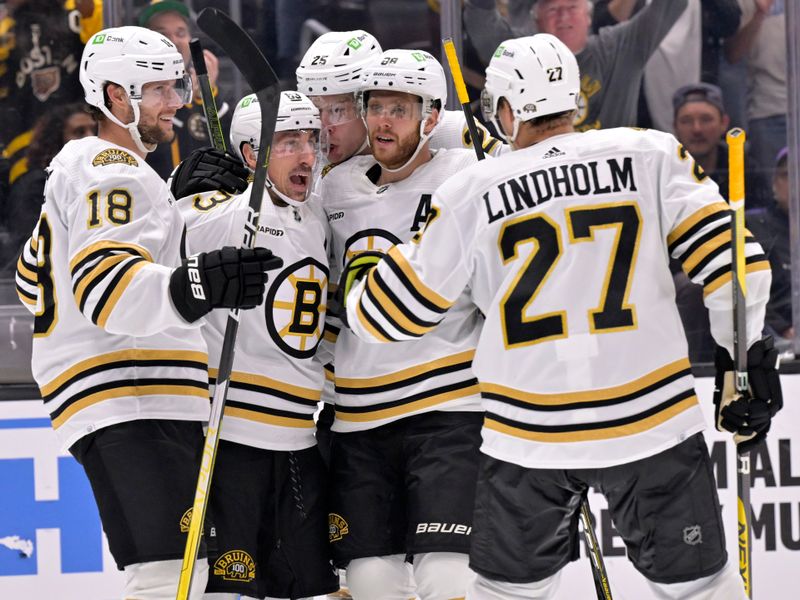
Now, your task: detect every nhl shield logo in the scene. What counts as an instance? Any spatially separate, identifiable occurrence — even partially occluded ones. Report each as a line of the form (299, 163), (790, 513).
(213, 549), (256, 582)
(683, 525), (702, 546)
(329, 513), (350, 542)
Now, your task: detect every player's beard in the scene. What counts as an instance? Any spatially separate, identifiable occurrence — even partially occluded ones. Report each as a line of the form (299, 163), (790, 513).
(138, 117), (175, 145)
(372, 127), (421, 170)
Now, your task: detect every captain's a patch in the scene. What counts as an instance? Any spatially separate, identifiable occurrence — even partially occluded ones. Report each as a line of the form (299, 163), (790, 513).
(92, 148), (139, 168)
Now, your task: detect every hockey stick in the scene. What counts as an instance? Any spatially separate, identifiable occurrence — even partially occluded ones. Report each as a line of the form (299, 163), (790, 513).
(176, 9), (280, 600)
(442, 38), (485, 160)
(441, 36), (614, 600)
(189, 38), (227, 151)
(726, 127), (752, 598)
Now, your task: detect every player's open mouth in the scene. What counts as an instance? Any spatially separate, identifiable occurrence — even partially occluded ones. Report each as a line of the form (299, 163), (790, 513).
(375, 135), (394, 145)
(289, 173), (309, 187)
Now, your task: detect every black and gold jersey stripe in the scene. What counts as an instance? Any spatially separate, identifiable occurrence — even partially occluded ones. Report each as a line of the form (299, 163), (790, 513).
(209, 369), (322, 408)
(703, 255), (771, 296)
(667, 202), (730, 253)
(363, 269), (441, 339)
(335, 378), (480, 423)
(335, 349), (475, 395)
(480, 358), (692, 411)
(40, 349), (209, 401)
(384, 246), (453, 314)
(223, 400), (316, 428)
(50, 378), (210, 429)
(484, 389), (698, 443)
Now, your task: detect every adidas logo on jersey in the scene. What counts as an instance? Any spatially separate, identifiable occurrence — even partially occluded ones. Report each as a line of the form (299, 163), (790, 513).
(542, 146), (565, 159)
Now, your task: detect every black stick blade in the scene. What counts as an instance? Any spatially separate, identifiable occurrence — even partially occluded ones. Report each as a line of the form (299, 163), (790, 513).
(197, 8), (279, 94)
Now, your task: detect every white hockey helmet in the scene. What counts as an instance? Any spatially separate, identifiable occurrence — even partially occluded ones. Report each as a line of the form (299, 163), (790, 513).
(358, 49), (447, 172)
(230, 90), (321, 161)
(296, 30), (383, 96)
(230, 90), (321, 207)
(80, 26), (191, 153)
(481, 34), (579, 145)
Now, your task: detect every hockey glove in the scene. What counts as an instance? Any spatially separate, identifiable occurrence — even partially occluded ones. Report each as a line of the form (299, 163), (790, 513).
(713, 337), (783, 453)
(331, 251), (384, 326)
(169, 147), (250, 200)
(169, 247), (283, 323)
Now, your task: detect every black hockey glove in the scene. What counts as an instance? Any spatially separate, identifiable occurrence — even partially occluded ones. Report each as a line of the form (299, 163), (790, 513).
(169, 247), (283, 323)
(169, 147), (250, 199)
(713, 337), (783, 454)
(330, 251), (384, 326)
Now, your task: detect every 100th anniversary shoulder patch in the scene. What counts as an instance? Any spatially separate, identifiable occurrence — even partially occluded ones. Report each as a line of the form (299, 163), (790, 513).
(213, 549), (256, 582)
(92, 148), (139, 168)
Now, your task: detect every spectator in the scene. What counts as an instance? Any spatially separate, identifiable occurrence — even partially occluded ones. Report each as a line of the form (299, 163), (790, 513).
(725, 0), (786, 177)
(672, 82), (771, 207)
(670, 82), (772, 362)
(0, 0), (101, 187)
(747, 147), (792, 344)
(463, 0), (688, 131)
(0, 102), (95, 274)
(138, 0), (232, 180)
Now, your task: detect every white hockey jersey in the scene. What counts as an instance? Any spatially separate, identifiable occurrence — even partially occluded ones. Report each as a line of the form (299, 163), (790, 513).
(178, 186), (329, 451)
(430, 109), (506, 156)
(15, 137), (210, 451)
(346, 128), (771, 469)
(321, 148), (485, 433)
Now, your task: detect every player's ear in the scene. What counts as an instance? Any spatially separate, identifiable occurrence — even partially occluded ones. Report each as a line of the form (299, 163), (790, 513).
(423, 107), (439, 136)
(242, 143), (257, 170)
(106, 83), (128, 112)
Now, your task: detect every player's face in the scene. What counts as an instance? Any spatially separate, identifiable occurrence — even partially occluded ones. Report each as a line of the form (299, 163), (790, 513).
(268, 129), (318, 202)
(147, 11), (191, 66)
(535, 0), (591, 53)
(674, 102), (729, 161)
(365, 90), (425, 169)
(63, 112), (95, 142)
(312, 93), (366, 165)
(136, 79), (187, 145)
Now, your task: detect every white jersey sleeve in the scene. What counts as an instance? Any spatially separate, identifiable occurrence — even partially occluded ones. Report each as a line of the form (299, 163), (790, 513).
(58, 144), (196, 336)
(15, 223), (42, 314)
(657, 132), (771, 354)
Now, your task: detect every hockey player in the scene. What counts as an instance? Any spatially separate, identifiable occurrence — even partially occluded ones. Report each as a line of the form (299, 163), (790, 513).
(14, 27), (280, 599)
(177, 90), (338, 600)
(342, 34), (782, 600)
(319, 48), (485, 600)
(296, 29), (503, 168)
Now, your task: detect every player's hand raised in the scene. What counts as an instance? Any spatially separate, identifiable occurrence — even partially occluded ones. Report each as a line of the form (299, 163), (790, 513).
(169, 147), (250, 200)
(169, 247), (283, 322)
(713, 337), (783, 453)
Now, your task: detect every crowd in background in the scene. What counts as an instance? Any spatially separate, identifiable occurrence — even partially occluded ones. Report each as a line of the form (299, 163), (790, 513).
(0, 0), (792, 362)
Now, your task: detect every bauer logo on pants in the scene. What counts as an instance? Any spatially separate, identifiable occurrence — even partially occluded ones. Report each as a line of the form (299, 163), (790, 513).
(213, 550), (256, 581)
(329, 513), (349, 542)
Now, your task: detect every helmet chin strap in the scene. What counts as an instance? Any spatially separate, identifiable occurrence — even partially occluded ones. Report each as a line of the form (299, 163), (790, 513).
(99, 99), (157, 155)
(491, 113), (521, 148)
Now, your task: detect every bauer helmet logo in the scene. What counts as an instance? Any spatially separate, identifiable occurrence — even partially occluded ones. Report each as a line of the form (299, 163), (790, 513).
(347, 37), (362, 50)
(213, 550), (256, 582)
(683, 525), (703, 546)
(92, 33), (105, 44)
(329, 513), (350, 542)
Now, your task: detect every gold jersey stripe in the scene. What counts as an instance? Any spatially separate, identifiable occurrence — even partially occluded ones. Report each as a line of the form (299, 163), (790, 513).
(16, 253), (36, 281)
(703, 260), (771, 297)
(335, 349), (476, 389)
(366, 274), (435, 337)
(209, 369), (322, 401)
(667, 202), (730, 247)
(335, 383), (481, 422)
(484, 395), (699, 443)
(387, 246), (453, 312)
(480, 357), (690, 406)
(51, 384), (209, 428)
(681, 229), (731, 273)
(69, 240), (154, 272)
(40, 349), (209, 397)
(73, 253), (129, 307)
(95, 260), (148, 328)
(224, 406), (316, 428)
(355, 298), (392, 342)
(4, 130), (32, 158)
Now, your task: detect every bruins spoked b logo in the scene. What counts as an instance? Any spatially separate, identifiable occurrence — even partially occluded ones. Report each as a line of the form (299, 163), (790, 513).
(213, 549), (256, 582)
(266, 258), (329, 359)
